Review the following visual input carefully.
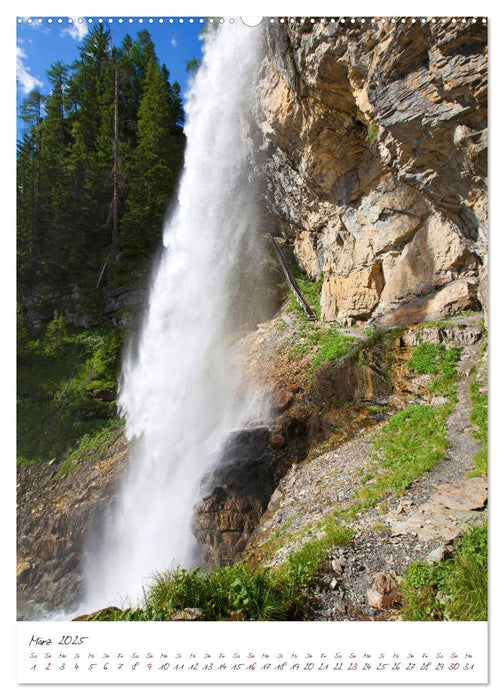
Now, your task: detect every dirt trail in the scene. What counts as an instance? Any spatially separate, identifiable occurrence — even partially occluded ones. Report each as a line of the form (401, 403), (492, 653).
(309, 340), (487, 620)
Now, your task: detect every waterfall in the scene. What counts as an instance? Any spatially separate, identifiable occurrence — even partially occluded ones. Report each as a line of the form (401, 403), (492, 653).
(84, 20), (265, 610)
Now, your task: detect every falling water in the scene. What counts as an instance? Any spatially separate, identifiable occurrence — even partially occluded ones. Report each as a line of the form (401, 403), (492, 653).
(84, 20), (265, 610)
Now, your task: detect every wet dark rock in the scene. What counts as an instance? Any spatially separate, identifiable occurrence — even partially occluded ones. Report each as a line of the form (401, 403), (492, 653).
(193, 423), (309, 568)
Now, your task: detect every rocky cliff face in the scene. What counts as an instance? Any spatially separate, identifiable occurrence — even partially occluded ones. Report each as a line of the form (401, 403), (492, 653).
(17, 433), (127, 618)
(253, 19), (487, 327)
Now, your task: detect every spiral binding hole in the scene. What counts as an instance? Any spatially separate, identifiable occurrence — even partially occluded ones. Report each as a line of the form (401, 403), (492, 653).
(16, 16), (489, 27)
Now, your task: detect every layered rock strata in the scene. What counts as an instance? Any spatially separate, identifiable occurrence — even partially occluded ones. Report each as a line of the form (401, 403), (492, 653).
(253, 19), (487, 326)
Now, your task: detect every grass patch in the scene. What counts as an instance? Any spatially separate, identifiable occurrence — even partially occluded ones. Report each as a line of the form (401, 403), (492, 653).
(352, 403), (451, 512)
(279, 519), (354, 587)
(287, 321), (357, 370)
(146, 564), (303, 621)
(406, 342), (460, 400)
(367, 404), (384, 415)
(401, 524), (487, 621)
(466, 378), (488, 478)
(417, 320), (448, 329)
(311, 330), (356, 369)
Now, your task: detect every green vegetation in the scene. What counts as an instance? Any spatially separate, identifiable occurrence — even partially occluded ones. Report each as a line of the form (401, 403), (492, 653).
(279, 519), (354, 587)
(284, 295), (357, 370)
(311, 329), (356, 369)
(417, 320), (448, 329)
(185, 57), (202, 74)
(353, 403), (451, 511)
(148, 564), (301, 621)
(17, 27), (187, 470)
(17, 316), (123, 466)
(480, 319), (488, 352)
(467, 378), (488, 478)
(406, 342), (460, 400)
(55, 418), (124, 478)
(348, 341), (461, 510)
(288, 260), (322, 319)
(83, 523), (353, 621)
(365, 121), (379, 142)
(401, 524), (487, 621)
(288, 322), (356, 369)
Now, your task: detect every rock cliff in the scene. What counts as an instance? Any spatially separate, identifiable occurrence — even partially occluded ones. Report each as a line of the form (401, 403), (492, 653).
(252, 19), (487, 326)
(17, 432), (127, 618)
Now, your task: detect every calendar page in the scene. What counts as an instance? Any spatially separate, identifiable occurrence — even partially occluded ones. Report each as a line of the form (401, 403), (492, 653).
(13, 0), (491, 690)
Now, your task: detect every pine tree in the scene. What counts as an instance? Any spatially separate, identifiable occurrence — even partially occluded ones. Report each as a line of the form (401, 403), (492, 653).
(17, 26), (186, 306)
(17, 88), (45, 285)
(120, 58), (184, 258)
(38, 61), (79, 285)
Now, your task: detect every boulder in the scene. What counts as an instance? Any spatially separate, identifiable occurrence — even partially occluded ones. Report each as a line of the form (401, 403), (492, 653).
(375, 279), (479, 329)
(366, 571), (400, 610)
(321, 263), (385, 323)
(432, 479), (487, 511)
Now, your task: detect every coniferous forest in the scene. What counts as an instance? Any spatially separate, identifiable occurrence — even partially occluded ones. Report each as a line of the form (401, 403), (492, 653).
(17, 25), (185, 466)
(17, 24), (184, 303)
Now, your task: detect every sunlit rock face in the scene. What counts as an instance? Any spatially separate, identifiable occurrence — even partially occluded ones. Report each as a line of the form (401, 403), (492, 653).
(253, 20), (487, 326)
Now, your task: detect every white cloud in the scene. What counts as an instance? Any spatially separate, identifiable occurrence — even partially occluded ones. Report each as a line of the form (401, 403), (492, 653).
(62, 17), (89, 42)
(171, 38), (177, 48)
(16, 45), (43, 94)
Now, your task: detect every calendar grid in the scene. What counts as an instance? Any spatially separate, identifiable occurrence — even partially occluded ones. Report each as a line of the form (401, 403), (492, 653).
(18, 621), (488, 684)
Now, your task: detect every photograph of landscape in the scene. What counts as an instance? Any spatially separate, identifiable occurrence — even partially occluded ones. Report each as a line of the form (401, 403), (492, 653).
(17, 15), (487, 628)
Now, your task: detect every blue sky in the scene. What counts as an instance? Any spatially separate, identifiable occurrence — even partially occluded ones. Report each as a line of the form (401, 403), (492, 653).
(16, 16), (205, 134)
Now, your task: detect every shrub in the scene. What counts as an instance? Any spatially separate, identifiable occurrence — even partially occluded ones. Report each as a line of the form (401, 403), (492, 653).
(55, 328), (123, 421)
(17, 322), (123, 465)
(43, 315), (68, 353)
(365, 122), (379, 142)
